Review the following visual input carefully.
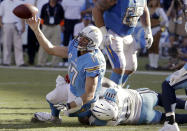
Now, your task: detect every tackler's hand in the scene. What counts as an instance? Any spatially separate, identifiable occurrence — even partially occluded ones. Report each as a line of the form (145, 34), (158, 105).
(54, 103), (67, 111)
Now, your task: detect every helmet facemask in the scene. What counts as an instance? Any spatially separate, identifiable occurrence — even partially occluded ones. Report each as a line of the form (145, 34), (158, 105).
(74, 33), (96, 51)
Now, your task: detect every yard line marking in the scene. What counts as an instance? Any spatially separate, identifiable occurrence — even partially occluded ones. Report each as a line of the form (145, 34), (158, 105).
(0, 66), (172, 76)
(0, 82), (29, 85)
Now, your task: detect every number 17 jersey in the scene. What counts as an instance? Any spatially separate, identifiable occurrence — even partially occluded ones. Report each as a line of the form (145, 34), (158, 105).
(68, 40), (106, 99)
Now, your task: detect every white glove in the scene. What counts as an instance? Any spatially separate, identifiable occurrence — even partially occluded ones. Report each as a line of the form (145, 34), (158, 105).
(185, 22), (187, 33)
(144, 26), (153, 49)
(53, 103), (67, 111)
(169, 67), (187, 86)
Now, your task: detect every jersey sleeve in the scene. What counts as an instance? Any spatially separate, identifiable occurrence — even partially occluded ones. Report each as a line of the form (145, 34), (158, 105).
(84, 56), (103, 77)
(85, 64), (102, 77)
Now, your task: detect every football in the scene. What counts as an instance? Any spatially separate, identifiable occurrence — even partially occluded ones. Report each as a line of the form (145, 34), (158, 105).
(13, 4), (38, 19)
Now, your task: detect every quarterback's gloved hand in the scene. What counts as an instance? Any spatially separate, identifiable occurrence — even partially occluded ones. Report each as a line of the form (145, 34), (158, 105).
(104, 88), (117, 102)
(54, 103), (68, 111)
(144, 26), (153, 49)
(169, 67), (187, 86)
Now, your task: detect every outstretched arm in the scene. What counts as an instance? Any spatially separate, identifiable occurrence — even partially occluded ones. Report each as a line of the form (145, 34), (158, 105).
(140, 4), (151, 28)
(26, 17), (68, 58)
(140, 4), (153, 49)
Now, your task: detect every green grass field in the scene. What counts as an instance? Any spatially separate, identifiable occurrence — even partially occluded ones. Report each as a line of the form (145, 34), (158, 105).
(0, 67), (187, 131)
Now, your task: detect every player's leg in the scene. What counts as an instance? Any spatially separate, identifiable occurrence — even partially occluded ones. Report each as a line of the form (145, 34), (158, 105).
(123, 37), (138, 86)
(157, 93), (187, 110)
(32, 75), (69, 123)
(160, 77), (187, 131)
(137, 89), (162, 124)
(105, 30), (125, 85)
(2, 24), (13, 65)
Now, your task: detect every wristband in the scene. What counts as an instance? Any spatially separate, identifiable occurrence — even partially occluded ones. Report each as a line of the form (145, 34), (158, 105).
(74, 97), (83, 106)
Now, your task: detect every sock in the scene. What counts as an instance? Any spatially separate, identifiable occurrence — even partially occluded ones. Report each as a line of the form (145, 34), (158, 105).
(149, 53), (154, 67)
(122, 73), (129, 87)
(165, 112), (175, 124)
(153, 54), (159, 68)
(110, 71), (123, 85)
(185, 101), (187, 110)
(47, 100), (60, 117)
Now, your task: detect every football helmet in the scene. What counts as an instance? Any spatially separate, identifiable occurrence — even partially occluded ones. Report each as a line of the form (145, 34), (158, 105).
(91, 98), (118, 121)
(74, 25), (103, 51)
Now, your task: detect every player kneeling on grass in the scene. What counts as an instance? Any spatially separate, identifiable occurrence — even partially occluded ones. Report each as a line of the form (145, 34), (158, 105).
(159, 63), (187, 131)
(26, 17), (106, 123)
(77, 78), (187, 126)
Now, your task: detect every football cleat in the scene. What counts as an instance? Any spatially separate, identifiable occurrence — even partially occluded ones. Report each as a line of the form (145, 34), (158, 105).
(31, 112), (62, 124)
(159, 122), (180, 131)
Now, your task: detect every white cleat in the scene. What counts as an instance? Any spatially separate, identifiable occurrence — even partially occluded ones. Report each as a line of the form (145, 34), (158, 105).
(31, 112), (62, 124)
(159, 122), (180, 131)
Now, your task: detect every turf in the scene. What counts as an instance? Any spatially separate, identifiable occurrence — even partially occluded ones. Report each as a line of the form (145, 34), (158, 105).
(0, 67), (187, 131)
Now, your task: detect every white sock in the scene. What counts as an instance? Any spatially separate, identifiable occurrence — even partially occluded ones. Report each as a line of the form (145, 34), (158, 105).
(185, 101), (187, 110)
(149, 53), (154, 67)
(166, 112), (175, 117)
(153, 54), (159, 68)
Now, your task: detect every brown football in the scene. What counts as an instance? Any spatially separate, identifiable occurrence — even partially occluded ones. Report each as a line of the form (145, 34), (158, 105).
(13, 4), (38, 19)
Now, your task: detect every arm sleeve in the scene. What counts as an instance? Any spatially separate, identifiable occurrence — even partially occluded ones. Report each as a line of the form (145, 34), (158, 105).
(85, 64), (101, 77)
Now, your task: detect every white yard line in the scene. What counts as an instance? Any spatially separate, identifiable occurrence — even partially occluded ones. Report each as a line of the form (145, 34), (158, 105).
(0, 66), (172, 76)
